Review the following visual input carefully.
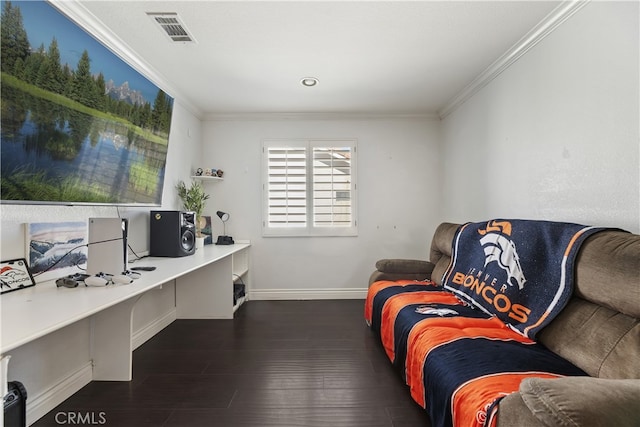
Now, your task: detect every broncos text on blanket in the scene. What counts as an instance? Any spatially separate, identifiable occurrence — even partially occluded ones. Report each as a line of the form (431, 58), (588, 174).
(443, 219), (606, 338)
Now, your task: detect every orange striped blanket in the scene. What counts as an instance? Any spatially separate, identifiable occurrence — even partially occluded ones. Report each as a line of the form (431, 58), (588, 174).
(365, 280), (586, 427)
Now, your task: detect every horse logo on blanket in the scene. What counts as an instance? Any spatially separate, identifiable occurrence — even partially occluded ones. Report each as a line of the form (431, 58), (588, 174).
(478, 220), (527, 290)
(415, 305), (459, 317)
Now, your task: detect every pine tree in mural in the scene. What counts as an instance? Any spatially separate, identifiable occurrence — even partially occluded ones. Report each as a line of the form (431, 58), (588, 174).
(1, 1), (30, 73)
(1, 1), (173, 136)
(151, 89), (172, 134)
(70, 50), (98, 108)
(40, 37), (64, 94)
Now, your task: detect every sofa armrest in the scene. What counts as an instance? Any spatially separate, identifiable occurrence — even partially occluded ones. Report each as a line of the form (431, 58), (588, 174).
(375, 259), (435, 274)
(498, 377), (640, 427)
(496, 392), (546, 427)
(368, 259), (435, 286)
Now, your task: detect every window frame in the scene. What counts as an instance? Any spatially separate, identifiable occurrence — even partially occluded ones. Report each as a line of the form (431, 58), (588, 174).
(262, 138), (358, 237)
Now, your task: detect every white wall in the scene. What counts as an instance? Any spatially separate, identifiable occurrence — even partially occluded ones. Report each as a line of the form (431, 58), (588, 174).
(0, 100), (201, 424)
(202, 117), (441, 298)
(440, 1), (640, 233)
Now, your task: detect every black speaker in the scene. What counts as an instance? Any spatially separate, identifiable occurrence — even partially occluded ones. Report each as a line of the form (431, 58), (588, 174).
(3, 381), (27, 427)
(150, 210), (196, 257)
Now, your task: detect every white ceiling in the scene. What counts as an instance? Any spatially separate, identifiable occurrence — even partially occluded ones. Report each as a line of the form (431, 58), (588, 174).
(72, 1), (562, 118)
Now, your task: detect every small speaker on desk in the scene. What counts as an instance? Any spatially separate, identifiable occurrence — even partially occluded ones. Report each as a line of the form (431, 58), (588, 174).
(150, 210), (196, 257)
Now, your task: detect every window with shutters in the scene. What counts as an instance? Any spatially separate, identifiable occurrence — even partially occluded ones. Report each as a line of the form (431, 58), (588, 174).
(262, 139), (357, 236)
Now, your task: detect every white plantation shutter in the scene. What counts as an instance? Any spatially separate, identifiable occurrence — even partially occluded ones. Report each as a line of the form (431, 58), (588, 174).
(263, 139), (357, 236)
(266, 145), (307, 228)
(312, 145), (352, 228)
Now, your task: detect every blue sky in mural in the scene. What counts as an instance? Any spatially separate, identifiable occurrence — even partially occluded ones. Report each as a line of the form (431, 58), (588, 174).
(7, 0), (160, 103)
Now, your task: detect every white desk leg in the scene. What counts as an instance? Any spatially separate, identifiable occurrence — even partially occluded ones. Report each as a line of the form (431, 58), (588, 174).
(0, 355), (5, 427)
(176, 255), (233, 319)
(90, 297), (138, 381)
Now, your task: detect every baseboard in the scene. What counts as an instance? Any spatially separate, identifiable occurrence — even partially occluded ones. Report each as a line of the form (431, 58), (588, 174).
(250, 288), (368, 300)
(131, 308), (176, 350)
(26, 362), (93, 426)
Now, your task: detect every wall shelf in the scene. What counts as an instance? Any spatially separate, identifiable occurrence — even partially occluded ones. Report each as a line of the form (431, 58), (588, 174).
(191, 175), (223, 181)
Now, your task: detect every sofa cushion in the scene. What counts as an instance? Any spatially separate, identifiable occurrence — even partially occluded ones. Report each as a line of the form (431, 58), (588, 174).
(496, 392), (545, 427)
(538, 298), (640, 379)
(519, 377), (640, 427)
(574, 230), (640, 319)
(429, 222), (459, 285)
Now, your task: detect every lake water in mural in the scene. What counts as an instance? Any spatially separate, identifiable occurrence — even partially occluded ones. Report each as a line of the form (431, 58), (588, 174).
(1, 85), (168, 205)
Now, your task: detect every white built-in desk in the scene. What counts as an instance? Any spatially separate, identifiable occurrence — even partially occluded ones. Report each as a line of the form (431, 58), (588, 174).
(1, 242), (249, 382)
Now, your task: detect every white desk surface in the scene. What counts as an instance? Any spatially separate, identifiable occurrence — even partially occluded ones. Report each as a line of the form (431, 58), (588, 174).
(1, 243), (249, 354)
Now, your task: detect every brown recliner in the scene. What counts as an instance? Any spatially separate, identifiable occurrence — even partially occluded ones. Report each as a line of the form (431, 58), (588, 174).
(369, 222), (640, 426)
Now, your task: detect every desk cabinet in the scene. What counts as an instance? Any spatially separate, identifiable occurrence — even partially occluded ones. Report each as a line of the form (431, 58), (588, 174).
(1, 241), (249, 424)
(2, 243), (250, 376)
(232, 246), (249, 312)
(175, 243), (249, 319)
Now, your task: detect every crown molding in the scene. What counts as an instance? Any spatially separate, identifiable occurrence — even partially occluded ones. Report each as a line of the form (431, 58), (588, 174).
(438, 0), (589, 119)
(203, 112), (441, 122)
(50, 0), (588, 123)
(49, 0), (204, 120)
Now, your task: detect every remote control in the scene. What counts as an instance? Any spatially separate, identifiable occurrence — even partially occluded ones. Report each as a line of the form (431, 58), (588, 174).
(56, 277), (80, 288)
(130, 266), (156, 271)
(112, 274), (133, 284)
(85, 276), (109, 286)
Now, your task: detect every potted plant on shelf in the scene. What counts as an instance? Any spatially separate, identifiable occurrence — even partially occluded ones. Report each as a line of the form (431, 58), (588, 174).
(176, 180), (210, 249)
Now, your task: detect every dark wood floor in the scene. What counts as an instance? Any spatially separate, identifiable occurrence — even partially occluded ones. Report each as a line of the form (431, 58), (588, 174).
(33, 300), (431, 427)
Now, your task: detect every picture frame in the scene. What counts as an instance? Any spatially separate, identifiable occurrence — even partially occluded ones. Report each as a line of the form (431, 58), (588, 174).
(1, 1), (174, 206)
(24, 221), (88, 283)
(0, 258), (36, 294)
(200, 215), (213, 245)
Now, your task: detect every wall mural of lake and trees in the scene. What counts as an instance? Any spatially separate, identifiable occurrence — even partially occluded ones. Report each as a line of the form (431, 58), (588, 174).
(1, 0), (174, 205)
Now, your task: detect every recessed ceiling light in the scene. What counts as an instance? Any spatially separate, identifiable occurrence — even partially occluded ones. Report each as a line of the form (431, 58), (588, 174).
(301, 77), (319, 87)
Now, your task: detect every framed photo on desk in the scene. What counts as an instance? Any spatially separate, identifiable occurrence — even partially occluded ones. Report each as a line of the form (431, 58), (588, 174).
(200, 215), (213, 245)
(0, 258), (36, 294)
(24, 221), (88, 283)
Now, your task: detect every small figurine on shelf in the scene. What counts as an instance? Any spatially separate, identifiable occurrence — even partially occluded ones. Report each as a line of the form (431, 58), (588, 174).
(194, 167), (223, 179)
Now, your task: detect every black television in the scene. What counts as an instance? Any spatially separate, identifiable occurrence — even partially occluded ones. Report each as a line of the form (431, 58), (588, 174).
(1, 0), (173, 206)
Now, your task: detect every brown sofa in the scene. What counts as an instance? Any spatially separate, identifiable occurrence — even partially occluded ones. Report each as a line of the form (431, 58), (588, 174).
(369, 222), (640, 427)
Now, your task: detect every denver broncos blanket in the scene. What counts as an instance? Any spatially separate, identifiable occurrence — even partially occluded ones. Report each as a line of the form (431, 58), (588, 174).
(442, 219), (605, 338)
(365, 280), (586, 427)
(364, 220), (607, 427)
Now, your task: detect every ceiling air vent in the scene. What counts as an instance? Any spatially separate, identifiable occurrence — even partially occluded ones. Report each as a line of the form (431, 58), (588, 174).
(147, 12), (196, 43)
